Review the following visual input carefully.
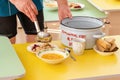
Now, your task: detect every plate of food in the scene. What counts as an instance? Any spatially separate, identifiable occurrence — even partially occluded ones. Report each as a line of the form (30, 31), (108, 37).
(68, 2), (85, 10)
(44, 1), (58, 11)
(27, 42), (58, 54)
(93, 37), (119, 56)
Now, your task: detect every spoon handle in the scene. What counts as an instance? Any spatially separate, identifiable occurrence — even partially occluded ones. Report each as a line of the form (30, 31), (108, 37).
(65, 48), (76, 61)
(70, 54), (76, 61)
(34, 21), (40, 33)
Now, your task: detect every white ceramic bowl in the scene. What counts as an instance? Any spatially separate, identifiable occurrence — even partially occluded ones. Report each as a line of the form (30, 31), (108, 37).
(93, 45), (117, 56)
(36, 49), (69, 64)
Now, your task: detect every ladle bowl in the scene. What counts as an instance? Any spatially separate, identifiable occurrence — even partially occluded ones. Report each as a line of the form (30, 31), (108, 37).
(34, 21), (52, 43)
(36, 31), (52, 42)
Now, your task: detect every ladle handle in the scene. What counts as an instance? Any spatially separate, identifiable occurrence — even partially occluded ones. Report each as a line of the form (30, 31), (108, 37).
(34, 21), (40, 33)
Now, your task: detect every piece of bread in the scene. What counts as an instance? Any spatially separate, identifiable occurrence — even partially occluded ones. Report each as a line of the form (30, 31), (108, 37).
(96, 38), (119, 52)
(109, 43), (118, 52)
(111, 47), (119, 52)
(104, 38), (115, 45)
(96, 38), (111, 50)
(96, 43), (106, 52)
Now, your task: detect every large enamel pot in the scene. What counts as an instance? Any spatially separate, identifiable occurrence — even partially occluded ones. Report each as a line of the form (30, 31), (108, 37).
(60, 16), (105, 49)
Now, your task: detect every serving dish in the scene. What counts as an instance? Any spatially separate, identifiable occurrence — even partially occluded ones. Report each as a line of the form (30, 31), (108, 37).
(36, 48), (69, 64)
(60, 16), (105, 49)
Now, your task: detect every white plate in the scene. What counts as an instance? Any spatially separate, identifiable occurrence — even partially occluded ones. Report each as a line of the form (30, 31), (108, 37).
(45, 6), (58, 11)
(27, 43), (58, 54)
(69, 3), (85, 10)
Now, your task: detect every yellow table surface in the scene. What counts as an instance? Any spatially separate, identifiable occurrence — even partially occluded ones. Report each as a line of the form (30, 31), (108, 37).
(88, 0), (120, 11)
(14, 35), (120, 80)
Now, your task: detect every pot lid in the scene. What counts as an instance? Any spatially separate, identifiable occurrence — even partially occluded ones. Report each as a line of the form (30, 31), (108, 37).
(61, 16), (104, 29)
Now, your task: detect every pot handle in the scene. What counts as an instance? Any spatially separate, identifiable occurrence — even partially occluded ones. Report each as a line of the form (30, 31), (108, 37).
(104, 21), (110, 24)
(93, 33), (106, 39)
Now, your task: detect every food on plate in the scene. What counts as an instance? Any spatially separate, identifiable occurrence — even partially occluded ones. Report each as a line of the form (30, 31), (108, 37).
(69, 2), (81, 8)
(44, 2), (58, 11)
(109, 42), (118, 52)
(27, 43), (58, 54)
(45, 2), (58, 8)
(96, 38), (118, 52)
(45, 3), (57, 7)
(31, 44), (40, 52)
(96, 38), (111, 51)
(94, 37), (119, 56)
(32, 43), (53, 52)
(104, 38), (115, 45)
(41, 53), (64, 60)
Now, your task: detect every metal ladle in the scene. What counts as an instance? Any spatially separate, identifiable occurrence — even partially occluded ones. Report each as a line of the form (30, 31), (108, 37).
(34, 21), (52, 43)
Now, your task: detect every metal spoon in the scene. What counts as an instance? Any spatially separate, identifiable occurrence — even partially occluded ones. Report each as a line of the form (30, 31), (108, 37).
(65, 48), (76, 61)
(34, 21), (52, 43)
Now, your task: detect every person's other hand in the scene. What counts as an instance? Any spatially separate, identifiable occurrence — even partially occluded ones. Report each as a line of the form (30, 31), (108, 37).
(58, 5), (72, 22)
(9, 0), (38, 22)
(57, 0), (72, 22)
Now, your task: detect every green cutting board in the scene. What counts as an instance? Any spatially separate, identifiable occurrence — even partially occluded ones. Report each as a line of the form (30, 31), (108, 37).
(0, 36), (25, 79)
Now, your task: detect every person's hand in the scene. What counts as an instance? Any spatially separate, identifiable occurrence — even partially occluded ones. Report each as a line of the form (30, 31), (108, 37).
(58, 5), (72, 21)
(9, 0), (38, 22)
(57, 0), (72, 22)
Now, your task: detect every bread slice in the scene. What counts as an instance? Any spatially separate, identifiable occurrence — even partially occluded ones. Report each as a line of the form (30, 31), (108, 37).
(104, 38), (115, 45)
(110, 43), (118, 52)
(96, 38), (111, 50)
(96, 38), (119, 52)
(96, 44), (106, 52)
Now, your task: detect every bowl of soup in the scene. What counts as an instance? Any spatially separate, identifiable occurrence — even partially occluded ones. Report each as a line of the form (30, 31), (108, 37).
(36, 49), (69, 64)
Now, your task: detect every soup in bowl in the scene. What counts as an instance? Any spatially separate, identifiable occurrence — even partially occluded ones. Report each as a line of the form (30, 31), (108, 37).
(36, 49), (69, 64)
